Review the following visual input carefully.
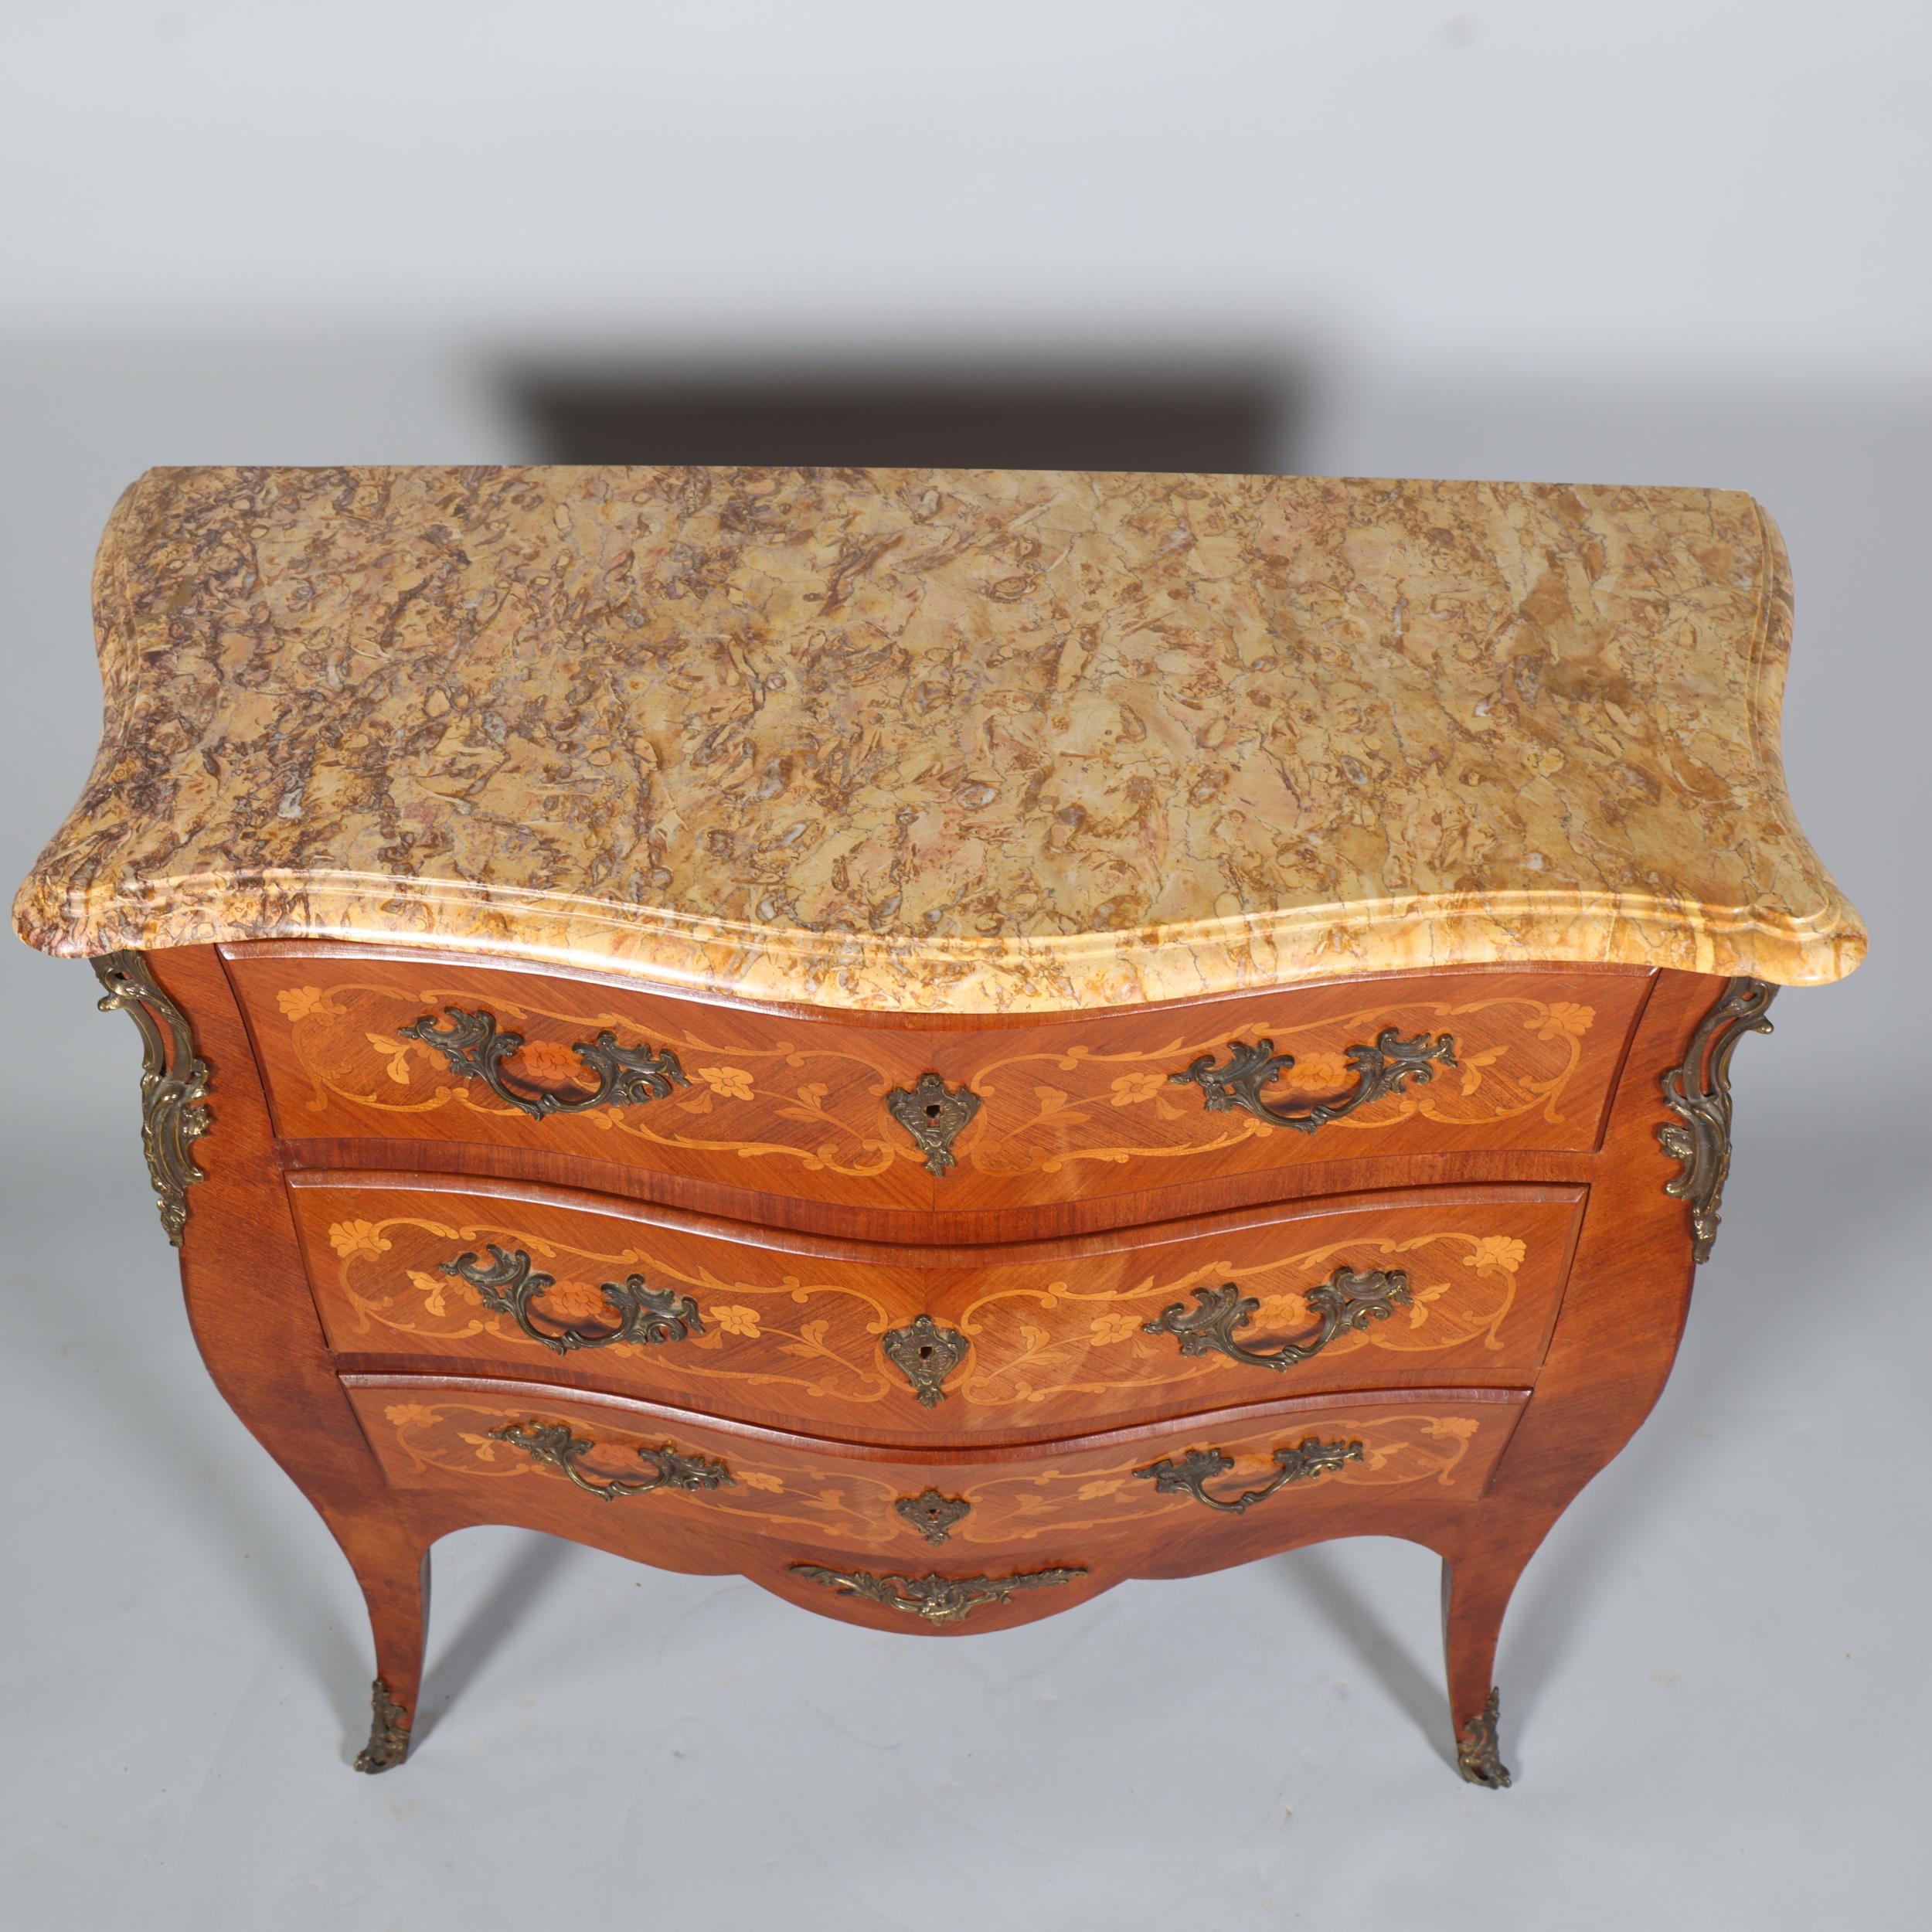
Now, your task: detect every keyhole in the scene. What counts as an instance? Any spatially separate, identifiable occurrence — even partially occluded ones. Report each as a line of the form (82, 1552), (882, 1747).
(925, 1103), (942, 1118)
(917, 1344), (934, 1362)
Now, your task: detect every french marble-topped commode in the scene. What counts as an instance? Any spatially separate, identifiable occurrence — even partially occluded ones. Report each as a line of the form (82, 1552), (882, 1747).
(16, 464), (1863, 1784)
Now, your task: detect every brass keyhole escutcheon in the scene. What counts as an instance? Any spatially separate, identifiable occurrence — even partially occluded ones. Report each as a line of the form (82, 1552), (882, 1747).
(881, 1314), (969, 1406)
(885, 1073), (982, 1176)
(895, 1488), (971, 1546)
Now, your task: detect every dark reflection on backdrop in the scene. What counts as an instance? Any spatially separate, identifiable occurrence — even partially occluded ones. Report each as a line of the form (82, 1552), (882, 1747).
(513, 366), (1294, 474)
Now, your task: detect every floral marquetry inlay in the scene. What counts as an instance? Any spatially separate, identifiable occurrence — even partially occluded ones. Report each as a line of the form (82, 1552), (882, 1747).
(306, 1199), (1560, 1432)
(274, 979), (915, 1180)
(265, 971), (1614, 1204)
(958, 995), (1600, 1182)
(365, 1397), (1505, 1550)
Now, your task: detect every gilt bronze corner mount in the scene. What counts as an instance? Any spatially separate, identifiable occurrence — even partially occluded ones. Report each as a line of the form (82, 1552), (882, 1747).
(90, 949), (212, 1247)
(1658, 976), (1777, 1263)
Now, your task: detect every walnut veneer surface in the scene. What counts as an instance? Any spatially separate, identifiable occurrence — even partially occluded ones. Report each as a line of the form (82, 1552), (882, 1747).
(13, 466), (1864, 1791)
(15, 466), (1864, 1010)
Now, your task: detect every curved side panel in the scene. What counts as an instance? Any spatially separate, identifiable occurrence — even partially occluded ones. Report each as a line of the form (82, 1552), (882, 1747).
(148, 946), (461, 1770)
(1436, 968), (1721, 1779)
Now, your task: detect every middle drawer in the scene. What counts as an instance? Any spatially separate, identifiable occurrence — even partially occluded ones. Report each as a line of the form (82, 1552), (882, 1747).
(289, 1174), (1583, 1446)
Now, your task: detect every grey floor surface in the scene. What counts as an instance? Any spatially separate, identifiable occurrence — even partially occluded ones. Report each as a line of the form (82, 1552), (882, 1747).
(2, 347), (1927, 1930)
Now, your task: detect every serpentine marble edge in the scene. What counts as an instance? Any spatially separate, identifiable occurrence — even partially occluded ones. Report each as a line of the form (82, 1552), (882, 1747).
(13, 464), (1864, 1014)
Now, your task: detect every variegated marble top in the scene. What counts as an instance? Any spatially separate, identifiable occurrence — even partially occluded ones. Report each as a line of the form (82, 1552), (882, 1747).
(13, 465), (1863, 1012)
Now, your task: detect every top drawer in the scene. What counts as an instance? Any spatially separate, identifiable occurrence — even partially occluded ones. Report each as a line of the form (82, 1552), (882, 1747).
(226, 946), (1649, 1218)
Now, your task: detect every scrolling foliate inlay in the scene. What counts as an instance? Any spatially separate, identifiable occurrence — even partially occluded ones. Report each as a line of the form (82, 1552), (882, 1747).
(325, 1214), (899, 1402)
(372, 1401), (1491, 1543)
(274, 980), (906, 1178)
(956, 995), (1598, 1179)
(274, 981), (1600, 1189)
(90, 951), (213, 1246)
(1658, 977), (1777, 1263)
(325, 1216), (1532, 1416)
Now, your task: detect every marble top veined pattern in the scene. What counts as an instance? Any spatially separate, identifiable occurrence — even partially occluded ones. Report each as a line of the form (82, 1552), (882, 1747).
(14, 465), (1864, 1014)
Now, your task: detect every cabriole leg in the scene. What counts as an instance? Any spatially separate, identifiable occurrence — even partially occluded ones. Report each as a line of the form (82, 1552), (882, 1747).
(341, 1522), (432, 1773)
(1440, 1541), (1538, 1788)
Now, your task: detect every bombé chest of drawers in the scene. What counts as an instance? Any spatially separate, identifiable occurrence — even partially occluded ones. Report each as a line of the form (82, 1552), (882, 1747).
(15, 464), (1864, 1787)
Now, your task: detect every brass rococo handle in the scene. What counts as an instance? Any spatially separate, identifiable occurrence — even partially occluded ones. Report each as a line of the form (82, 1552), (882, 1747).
(1168, 1027), (1457, 1131)
(398, 1005), (689, 1119)
(443, 1244), (704, 1355)
(488, 1421), (732, 1502)
(1134, 1435), (1362, 1512)
(1142, 1266), (1411, 1370)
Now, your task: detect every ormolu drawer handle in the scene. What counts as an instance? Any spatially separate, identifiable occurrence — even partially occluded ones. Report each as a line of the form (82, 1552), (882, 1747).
(1134, 1436), (1362, 1512)
(789, 1562), (1087, 1626)
(398, 1005), (689, 1118)
(1169, 1028), (1456, 1131)
(1142, 1265), (1411, 1370)
(443, 1244), (703, 1355)
(487, 1421), (731, 1502)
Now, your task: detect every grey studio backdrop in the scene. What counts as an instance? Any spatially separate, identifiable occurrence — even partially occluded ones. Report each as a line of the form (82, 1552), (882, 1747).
(2, 7), (1927, 1930)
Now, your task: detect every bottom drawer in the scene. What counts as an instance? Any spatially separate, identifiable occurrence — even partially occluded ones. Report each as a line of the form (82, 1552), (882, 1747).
(344, 1375), (1528, 1632)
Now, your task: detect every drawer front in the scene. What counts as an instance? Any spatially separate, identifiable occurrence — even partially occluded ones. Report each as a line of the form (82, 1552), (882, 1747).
(232, 945), (1646, 1216)
(295, 1175), (1580, 1443)
(342, 1375), (1527, 1631)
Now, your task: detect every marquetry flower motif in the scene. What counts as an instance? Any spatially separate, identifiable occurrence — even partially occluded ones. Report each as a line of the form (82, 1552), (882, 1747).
(365, 1032), (417, 1084)
(1461, 1236), (1526, 1279)
(277, 985), (341, 1022)
(1250, 1292), (1310, 1329)
(1078, 1478), (1128, 1500)
(708, 1304), (762, 1338)
(1533, 1003), (1594, 1042)
(736, 1469), (784, 1493)
(329, 1219), (392, 1260)
(407, 1269), (451, 1316)
(511, 1038), (588, 1087)
(383, 1403), (436, 1427)
(1287, 1051), (1351, 1092)
(1109, 1071), (1167, 1107)
(696, 1066), (754, 1101)
(1089, 1311), (1143, 1345)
